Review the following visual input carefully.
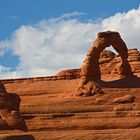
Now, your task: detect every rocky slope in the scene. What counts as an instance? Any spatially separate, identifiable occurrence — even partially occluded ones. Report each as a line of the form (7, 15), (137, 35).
(0, 48), (139, 140)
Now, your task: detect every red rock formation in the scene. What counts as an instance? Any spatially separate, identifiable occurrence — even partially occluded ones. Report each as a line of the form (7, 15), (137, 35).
(128, 48), (140, 62)
(75, 31), (133, 96)
(113, 95), (136, 104)
(56, 69), (81, 80)
(0, 83), (26, 130)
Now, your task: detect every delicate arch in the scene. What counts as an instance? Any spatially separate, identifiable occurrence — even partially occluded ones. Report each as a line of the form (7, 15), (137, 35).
(75, 31), (133, 97)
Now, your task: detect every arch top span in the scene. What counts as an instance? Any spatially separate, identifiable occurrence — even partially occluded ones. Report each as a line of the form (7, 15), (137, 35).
(93, 31), (128, 60)
(75, 31), (133, 97)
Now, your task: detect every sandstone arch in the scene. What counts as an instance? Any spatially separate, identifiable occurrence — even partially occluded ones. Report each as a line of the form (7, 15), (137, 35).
(76, 31), (133, 97)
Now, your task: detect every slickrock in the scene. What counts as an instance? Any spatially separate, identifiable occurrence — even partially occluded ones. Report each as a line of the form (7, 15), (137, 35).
(113, 95), (136, 104)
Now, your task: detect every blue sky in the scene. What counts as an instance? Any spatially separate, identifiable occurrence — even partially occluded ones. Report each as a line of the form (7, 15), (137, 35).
(0, 0), (140, 78)
(0, 0), (139, 40)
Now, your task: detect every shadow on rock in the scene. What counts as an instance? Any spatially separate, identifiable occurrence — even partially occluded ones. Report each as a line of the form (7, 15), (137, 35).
(97, 76), (140, 88)
(2, 135), (35, 140)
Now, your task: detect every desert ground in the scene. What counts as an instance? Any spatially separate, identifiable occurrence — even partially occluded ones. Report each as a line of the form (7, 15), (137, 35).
(0, 48), (139, 140)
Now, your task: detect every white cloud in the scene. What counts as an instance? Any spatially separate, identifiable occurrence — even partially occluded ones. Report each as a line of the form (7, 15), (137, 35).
(0, 8), (140, 78)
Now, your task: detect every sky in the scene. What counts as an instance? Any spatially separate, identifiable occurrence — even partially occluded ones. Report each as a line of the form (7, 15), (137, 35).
(0, 0), (140, 79)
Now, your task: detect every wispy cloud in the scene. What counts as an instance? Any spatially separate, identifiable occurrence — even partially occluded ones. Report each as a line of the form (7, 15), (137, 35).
(0, 7), (140, 78)
(61, 11), (86, 19)
(8, 16), (19, 20)
(39, 11), (85, 25)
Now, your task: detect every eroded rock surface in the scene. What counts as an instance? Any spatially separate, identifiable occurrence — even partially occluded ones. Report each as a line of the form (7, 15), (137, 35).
(0, 83), (26, 131)
(113, 95), (136, 104)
